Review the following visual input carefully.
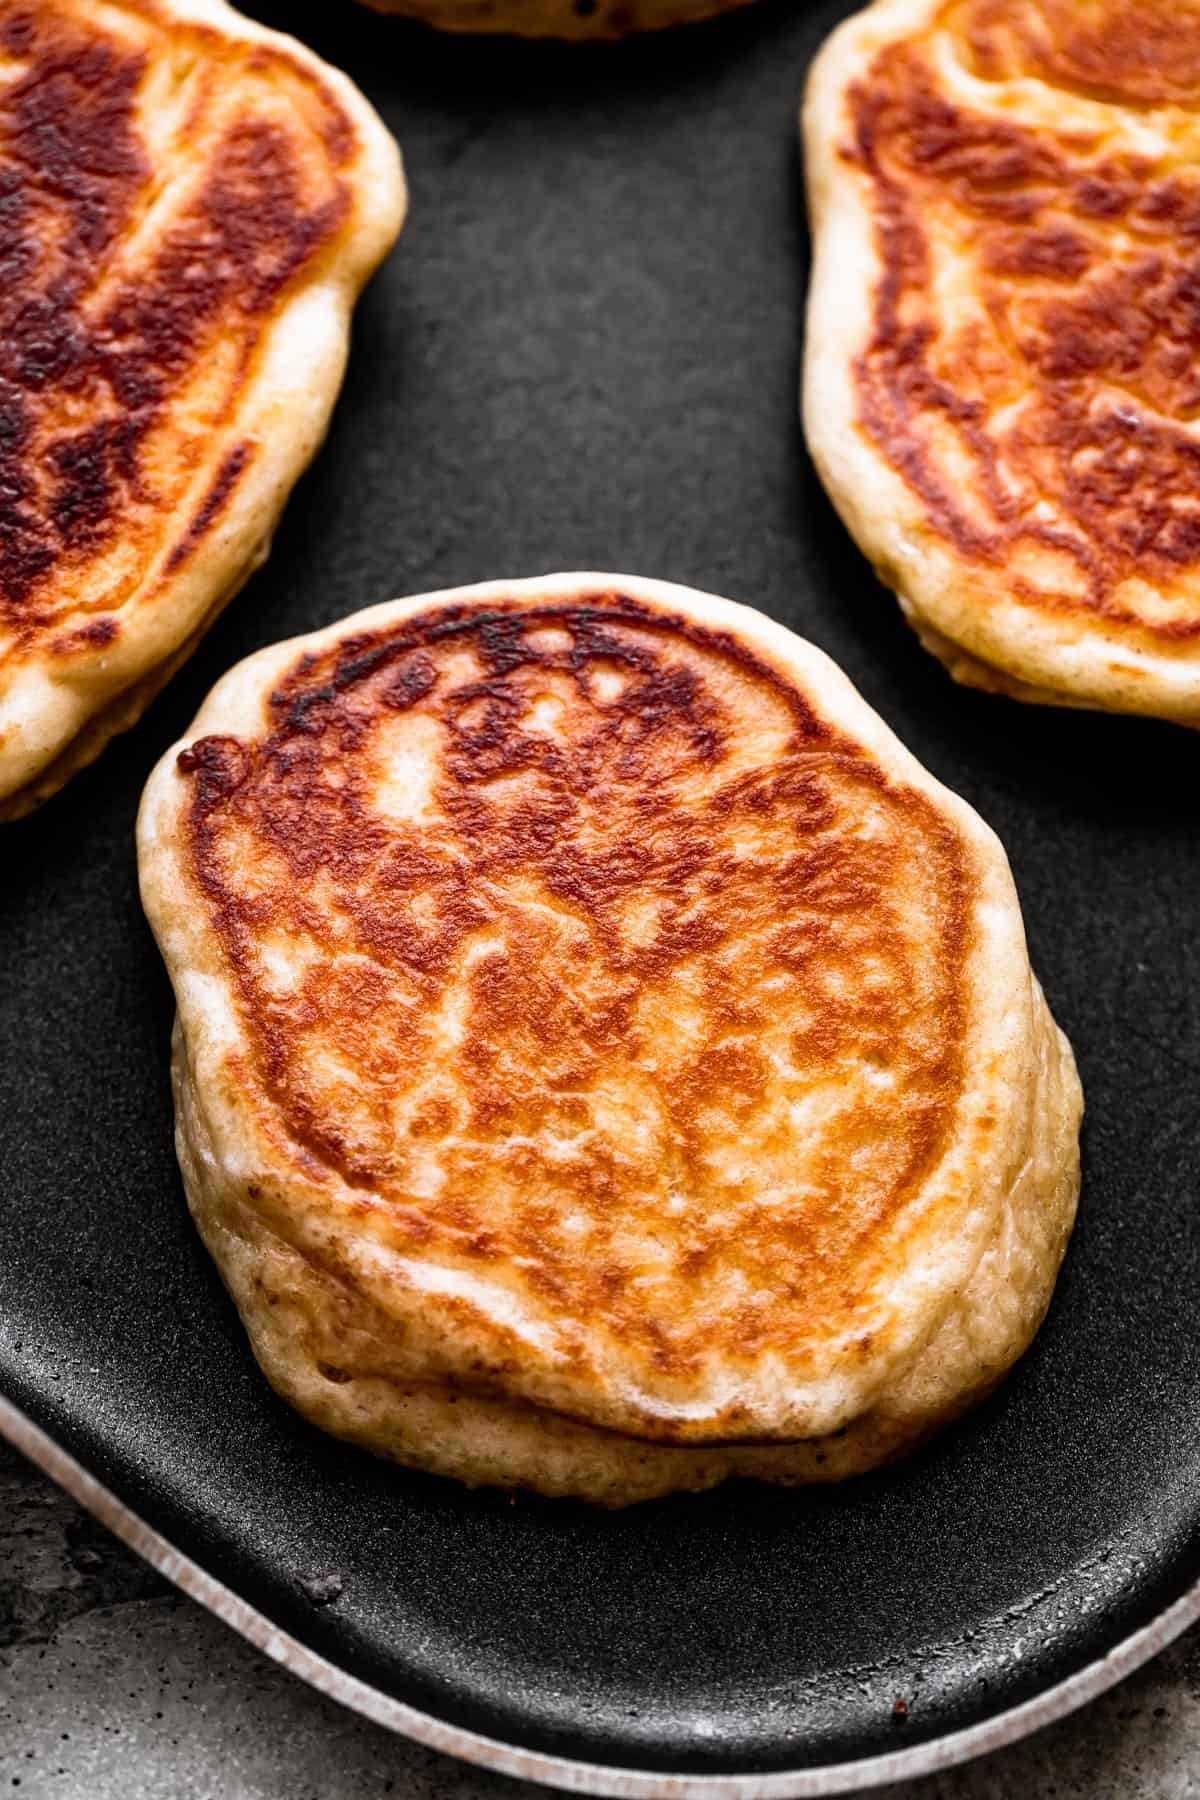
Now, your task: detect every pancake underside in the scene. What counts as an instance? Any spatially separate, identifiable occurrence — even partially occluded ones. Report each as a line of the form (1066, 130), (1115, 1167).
(902, 611), (1150, 718)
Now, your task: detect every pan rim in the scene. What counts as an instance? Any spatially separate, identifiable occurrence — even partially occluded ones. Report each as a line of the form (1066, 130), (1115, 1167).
(2, 1390), (1196, 1799)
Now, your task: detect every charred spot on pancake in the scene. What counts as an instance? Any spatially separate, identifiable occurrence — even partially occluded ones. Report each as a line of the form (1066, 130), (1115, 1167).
(847, 3), (1200, 642)
(164, 443), (255, 576)
(176, 594), (971, 1372)
(51, 614), (119, 657)
(176, 733), (249, 804)
(0, 4), (355, 655)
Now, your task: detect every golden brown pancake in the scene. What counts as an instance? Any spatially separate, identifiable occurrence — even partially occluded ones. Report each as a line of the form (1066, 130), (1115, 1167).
(804, 0), (1200, 726)
(349, 0), (755, 39)
(0, 0), (404, 819)
(138, 574), (1082, 1504)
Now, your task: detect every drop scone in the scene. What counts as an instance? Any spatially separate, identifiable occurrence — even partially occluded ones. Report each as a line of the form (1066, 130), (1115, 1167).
(138, 575), (1082, 1506)
(804, 0), (1200, 726)
(0, 1), (404, 820)
(350, 0), (755, 41)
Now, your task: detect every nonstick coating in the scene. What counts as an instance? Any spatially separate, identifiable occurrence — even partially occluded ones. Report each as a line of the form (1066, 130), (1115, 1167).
(3, 0), (1200, 1780)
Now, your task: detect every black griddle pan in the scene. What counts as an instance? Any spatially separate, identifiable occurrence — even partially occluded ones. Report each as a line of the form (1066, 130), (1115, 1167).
(4, 2), (1200, 1791)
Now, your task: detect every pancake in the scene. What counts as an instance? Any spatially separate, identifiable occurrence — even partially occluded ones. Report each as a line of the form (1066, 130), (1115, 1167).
(349, 0), (756, 40)
(804, 0), (1200, 727)
(137, 573), (1082, 1505)
(0, 0), (405, 820)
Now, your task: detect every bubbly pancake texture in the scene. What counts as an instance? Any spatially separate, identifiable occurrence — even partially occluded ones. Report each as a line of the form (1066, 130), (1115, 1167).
(804, 0), (1200, 724)
(349, 0), (757, 42)
(0, 0), (404, 818)
(138, 575), (1082, 1504)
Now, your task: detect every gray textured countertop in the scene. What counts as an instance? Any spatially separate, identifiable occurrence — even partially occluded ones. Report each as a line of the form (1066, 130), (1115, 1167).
(2, 1441), (1198, 1800)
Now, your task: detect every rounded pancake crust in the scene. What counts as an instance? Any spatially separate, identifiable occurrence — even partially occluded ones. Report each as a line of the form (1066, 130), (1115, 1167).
(804, 0), (1200, 726)
(348, 0), (756, 40)
(0, 0), (405, 817)
(139, 574), (1082, 1500)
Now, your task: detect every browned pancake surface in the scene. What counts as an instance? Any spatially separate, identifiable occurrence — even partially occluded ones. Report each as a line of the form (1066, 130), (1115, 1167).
(846, 0), (1200, 649)
(173, 593), (974, 1431)
(0, 1), (359, 684)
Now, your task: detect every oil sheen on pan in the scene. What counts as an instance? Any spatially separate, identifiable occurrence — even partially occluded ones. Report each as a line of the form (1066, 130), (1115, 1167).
(804, 0), (1200, 726)
(0, 0), (404, 820)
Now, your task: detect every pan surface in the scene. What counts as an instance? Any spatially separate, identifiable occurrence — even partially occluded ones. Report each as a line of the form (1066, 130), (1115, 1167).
(3, 1), (1200, 1789)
